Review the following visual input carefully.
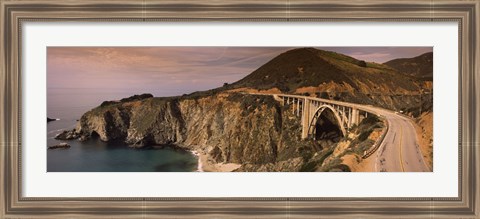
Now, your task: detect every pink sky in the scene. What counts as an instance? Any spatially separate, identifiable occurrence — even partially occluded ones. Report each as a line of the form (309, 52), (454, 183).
(47, 47), (432, 97)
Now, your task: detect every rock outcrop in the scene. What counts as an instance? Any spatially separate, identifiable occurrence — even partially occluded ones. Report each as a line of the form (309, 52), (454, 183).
(48, 142), (71, 149)
(55, 130), (81, 140)
(60, 93), (316, 170)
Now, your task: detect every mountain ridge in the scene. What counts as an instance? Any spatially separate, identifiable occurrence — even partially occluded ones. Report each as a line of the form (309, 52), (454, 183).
(231, 47), (420, 94)
(223, 47), (431, 115)
(383, 52), (433, 80)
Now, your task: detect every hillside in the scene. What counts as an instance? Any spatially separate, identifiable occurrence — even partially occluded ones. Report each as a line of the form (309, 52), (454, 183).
(384, 52), (433, 80)
(232, 47), (419, 93)
(228, 47), (430, 116)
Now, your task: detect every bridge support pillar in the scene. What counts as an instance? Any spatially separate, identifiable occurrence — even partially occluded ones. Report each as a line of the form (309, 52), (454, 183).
(296, 99), (300, 116)
(301, 98), (312, 139)
(292, 98), (295, 114)
(350, 108), (360, 127)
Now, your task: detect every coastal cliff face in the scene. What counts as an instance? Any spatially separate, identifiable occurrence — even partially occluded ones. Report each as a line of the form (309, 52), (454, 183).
(62, 92), (386, 172)
(69, 93), (314, 170)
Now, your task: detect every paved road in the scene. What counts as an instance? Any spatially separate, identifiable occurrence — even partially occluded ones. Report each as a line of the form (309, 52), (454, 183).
(263, 93), (431, 172)
(359, 107), (431, 172)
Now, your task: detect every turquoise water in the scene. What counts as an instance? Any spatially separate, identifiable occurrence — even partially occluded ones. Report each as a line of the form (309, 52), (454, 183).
(47, 88), (198, 172)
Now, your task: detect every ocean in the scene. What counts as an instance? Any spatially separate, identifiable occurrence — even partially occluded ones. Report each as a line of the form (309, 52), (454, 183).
(47, 88), (198, 172)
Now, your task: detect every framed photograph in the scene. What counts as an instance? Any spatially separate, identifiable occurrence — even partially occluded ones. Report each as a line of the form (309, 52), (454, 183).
(1, 0), (478, 218)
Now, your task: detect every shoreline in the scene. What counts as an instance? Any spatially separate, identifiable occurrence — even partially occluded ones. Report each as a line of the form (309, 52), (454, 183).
(191, 149), (241, 172)
(50, 120), (238, 173)
(189, 150), (204, 172)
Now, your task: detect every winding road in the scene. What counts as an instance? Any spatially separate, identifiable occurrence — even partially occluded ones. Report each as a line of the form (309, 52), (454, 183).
(356, 105), (431, 172)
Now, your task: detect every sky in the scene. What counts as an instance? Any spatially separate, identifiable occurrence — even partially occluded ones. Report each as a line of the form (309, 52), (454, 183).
(47, 47), (432, 97)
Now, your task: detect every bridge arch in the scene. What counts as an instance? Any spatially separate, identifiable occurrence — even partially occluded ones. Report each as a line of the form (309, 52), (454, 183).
(307, 105), (347, 140)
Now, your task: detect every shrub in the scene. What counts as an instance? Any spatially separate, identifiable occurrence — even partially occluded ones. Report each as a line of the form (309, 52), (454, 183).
(100, 101), (117, 107)
(357, 60), (367, 67)
(120, 93), (153, 102)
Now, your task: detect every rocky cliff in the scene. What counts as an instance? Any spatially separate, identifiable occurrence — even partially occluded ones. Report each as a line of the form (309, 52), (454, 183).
(60, 93), (322, 171)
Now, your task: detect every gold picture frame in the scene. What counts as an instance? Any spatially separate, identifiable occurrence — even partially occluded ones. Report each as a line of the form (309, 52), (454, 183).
(1, 0), (479, 218)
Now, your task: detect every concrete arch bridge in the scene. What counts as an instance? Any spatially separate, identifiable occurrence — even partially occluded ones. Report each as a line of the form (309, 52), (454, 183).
(273, 94), (369, 140)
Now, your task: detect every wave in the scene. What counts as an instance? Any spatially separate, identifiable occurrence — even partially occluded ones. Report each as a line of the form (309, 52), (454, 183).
(48, 128), (64, 134)
(190, 150), (204, 172)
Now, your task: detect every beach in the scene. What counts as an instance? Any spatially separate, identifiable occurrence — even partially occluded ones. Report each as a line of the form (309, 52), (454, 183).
(194, 150), (241, 172)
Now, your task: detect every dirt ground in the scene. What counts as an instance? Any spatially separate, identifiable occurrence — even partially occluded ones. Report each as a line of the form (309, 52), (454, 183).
(414, 112), (433, 170)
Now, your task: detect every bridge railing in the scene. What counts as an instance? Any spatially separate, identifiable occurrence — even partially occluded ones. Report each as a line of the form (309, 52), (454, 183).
(277, 95), (304, 116)
(276, 93), (356, 109)
(274, 93), (386, 117)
